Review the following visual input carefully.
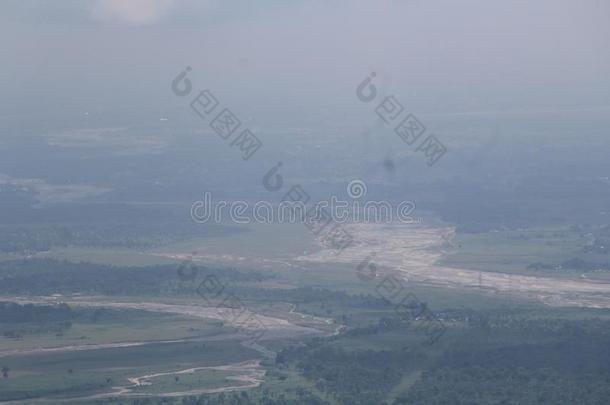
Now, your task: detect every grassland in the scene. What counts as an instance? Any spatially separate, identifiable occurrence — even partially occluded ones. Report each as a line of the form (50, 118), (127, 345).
(0, 340), (260, 402)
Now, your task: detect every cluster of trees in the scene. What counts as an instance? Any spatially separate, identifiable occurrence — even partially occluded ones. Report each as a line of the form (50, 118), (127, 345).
(97, 389), (328, 405)
(462, 311), (610, 341)
(270, 309), (610, 404)
(276, 341), (421, 405)
(0, 225), (148, 253)
(562, 258), (610, 271)
(392, 313), (610, 404)
(232, 286), (390, 321)
(0, 301), (74, 338)
(0, 301), (72, 322)
(397, 365), (610, 404)
(528, 258), (610, 272)
(0, 259), (270, 296)
(0, 222), (245, 254)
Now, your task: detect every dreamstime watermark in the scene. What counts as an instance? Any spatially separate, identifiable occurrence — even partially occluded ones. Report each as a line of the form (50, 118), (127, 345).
(171, 66), (439, 347)
(171, 65), (353, 253)
(191, 180), (418, 225)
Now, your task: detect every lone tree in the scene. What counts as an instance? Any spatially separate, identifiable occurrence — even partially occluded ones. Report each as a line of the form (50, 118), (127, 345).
(1, 366), (9, 379)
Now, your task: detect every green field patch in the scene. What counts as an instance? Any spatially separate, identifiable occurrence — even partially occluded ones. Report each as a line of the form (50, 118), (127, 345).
(0, 340), (260, 402)
(132, 368), (249, 395)
(0, 310), (228, 352)
(441, 227), (588, 275)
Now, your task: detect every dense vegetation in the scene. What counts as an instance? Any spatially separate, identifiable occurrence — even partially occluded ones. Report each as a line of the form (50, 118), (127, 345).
(78, 307), (610, 405)
(0, 223), (243, 253)
(2, 228), (610, 403)
(0, 259), (270, 296)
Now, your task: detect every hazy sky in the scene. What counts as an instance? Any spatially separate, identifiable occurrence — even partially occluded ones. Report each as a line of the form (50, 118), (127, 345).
(2, 0), (609, 125)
